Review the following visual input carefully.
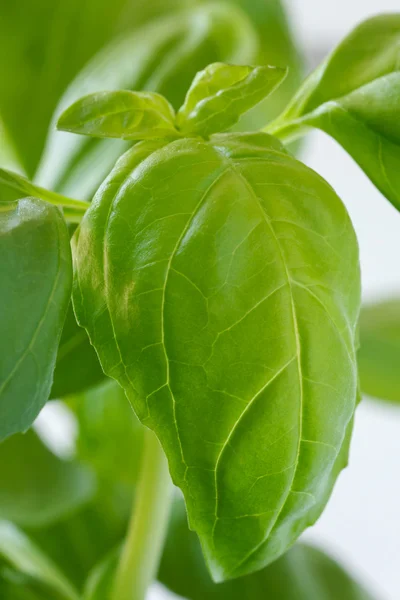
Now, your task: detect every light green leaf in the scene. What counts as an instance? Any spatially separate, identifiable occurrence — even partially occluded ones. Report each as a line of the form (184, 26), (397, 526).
(82, 551), (118, 600)
(0, 429), (95, 528)
(268, 14), (400, 210)
(158, 498), (375, 600)
(51, 304), (105, 399)
(0, 198), (72, 441)
(35, 3), (258, 200)
(67, 379), (144, 485)
(73, 131), (360, 580)
(358, 298), (400, 403)
(58, 91), (178, 141)
(177, 63), (287, 136)
(0, 522), (79, 600)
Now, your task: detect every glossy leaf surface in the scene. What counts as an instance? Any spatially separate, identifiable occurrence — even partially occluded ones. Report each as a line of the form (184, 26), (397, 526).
(159, 499), (375, 600)
(0, 429), (95, 528)
(0, 198), (72, 440)
(358, 298), (400, 403)
(269, 14), (400, 210)
(73, 131), (360, 580)
(177, 63), (287, 136)
(58, 91), (178, 141)
(0, 522), (79, 600)
(51, 304), (105, 399)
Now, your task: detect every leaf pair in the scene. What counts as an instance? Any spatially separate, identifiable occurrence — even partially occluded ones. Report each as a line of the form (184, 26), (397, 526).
(57, 63), (287, 141)
(268, 14), (400, 211)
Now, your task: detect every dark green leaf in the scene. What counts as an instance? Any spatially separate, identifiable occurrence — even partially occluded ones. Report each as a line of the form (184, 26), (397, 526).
(268, 14), (400, 210)
(0, 429), (95, 528)
(58, 91), (178, 141)
(51, 304), (105, 399)
(82, 550), (118, 600)
(73, 131), (360, 580)
(0, 198), (72, 440)
(358, 298), (400, 403)
(68, 379), (144, 485)
(0, 522), (79, 600)
(159, 499), (375, 600)
(177, 63), (287, 137)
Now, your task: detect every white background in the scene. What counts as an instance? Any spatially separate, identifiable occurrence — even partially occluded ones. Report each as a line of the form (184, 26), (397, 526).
(40, 2), (400, 598)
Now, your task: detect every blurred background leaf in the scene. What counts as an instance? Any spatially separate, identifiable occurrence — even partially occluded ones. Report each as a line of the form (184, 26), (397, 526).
(0, 430), (95, 528)
(359, 298), (400, 404)
(158, 499), (375, 600)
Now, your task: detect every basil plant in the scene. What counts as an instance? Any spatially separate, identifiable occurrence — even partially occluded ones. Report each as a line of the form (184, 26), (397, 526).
(0, 4), (397, 600)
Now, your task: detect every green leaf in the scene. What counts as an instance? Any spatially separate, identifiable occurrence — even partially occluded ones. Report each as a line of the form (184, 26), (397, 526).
(82, 550), (118, 600)
(73, 131), (360, 581)
(158, 498), (375, 600)
(51, 304), (105, 399)
(35, 3), (258, 200)
(358, 298), (400, 403)
(177, 63), (287, 137)
(0, 198), (72, 440)
(0, 429), (95, 528)
(67, 379), (144, 485)
(268, 14), (400, 210)
(0, 522), (79, 600)
(58, 91), (178, 141)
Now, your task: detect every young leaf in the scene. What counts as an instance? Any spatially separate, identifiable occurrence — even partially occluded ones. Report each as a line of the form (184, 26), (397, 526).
(0, 522), (79, 600)
(58, 91), (178, 141)
(0, 429), (95, 528)
(158, 499), (375, 600)
(268, 14), (400, 210)
(358, 298), (400, 403)
(51, 304), (105, 399)
(73, 131), (360, 581)
(35, 2), (258, 200)
(177, 63), (287, 137)
(0, 198), (72, 440)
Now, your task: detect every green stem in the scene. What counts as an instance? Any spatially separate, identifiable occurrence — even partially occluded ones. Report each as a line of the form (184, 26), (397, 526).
(112, 428), (173, 600)
(0, 167), (90, 211)
(264, 116), (311, 144)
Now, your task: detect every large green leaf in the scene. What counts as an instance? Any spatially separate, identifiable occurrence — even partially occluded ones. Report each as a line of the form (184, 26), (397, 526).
(0, 198), (72, 440)
(0, 0), (153, 177)
(158, 499), (375, 600)
(73, 131), (360, 581)
(267, 14), (400, 211)
(0, 522), (79, 600)
(0, 429), (95, 528)
(358, 298), (400, 403)
(51, 304), (105, 399)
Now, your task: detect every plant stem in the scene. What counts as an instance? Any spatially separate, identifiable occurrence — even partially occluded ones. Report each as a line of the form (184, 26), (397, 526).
(264, 116), (310, 144)
(112, 428), (173, 600)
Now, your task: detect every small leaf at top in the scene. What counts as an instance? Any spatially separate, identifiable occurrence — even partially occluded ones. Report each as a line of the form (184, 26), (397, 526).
(177, 62), (287, 136)
(0, 198), (72, 441)
(57, 91), (179, 141)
